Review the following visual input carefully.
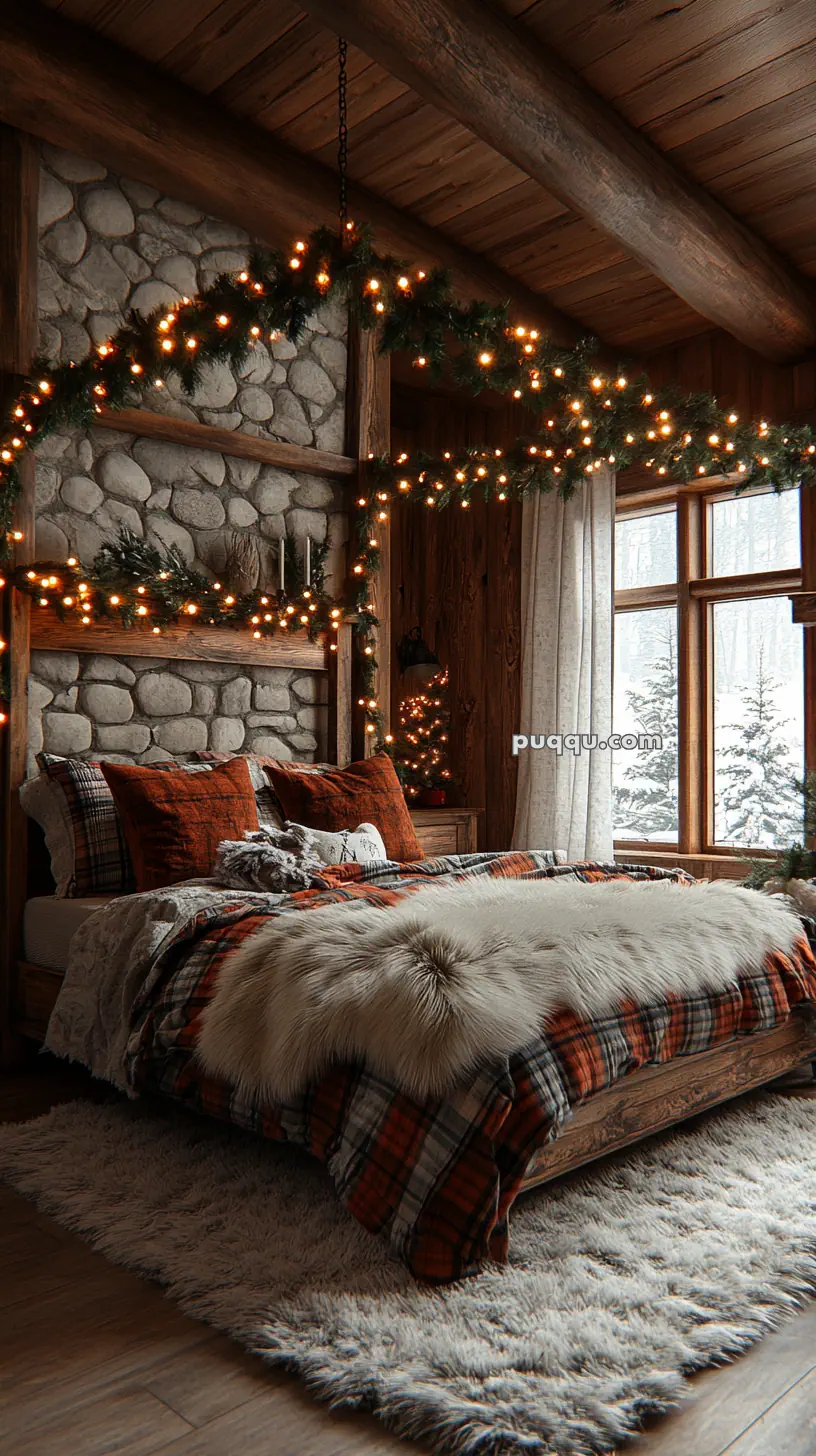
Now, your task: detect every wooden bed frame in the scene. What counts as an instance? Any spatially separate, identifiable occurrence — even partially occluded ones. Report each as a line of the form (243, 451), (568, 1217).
(521, 1014), (816, 1191)
(6, 603), (816, 1181)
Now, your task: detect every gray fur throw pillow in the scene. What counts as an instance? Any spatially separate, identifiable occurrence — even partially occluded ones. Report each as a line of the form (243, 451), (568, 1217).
(213, 825), (324, 893)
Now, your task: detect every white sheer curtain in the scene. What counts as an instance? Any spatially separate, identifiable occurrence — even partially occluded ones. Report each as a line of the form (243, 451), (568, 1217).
(512, 472), (615, 860)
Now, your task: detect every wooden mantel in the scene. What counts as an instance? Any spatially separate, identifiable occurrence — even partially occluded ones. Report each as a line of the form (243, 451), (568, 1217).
(29, 609), (329, 671)
(96, 408), (356, 480)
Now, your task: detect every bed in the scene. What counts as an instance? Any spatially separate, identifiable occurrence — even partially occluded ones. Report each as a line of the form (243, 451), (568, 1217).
(30, 849), (816, 1283)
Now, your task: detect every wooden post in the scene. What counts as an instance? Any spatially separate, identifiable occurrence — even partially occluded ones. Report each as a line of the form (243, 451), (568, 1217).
(327, 621), (354, 767)
(0, 125), (38, 1066)
(800, 485), (816, 786)
(346, 318), (391, 760)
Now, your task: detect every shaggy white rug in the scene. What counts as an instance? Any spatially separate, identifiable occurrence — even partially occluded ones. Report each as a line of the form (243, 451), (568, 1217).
(1, 1095), (816, 1455)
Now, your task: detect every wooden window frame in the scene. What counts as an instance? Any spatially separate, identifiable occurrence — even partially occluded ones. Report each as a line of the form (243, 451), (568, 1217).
(614, 480), (806, 859)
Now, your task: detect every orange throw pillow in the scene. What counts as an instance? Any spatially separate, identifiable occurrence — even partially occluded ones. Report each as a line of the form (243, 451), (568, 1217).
(264, 753), (424, 863)
(101, 756), (259, 892)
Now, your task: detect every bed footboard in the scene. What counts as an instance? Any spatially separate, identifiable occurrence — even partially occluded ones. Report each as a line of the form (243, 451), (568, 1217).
(520, 1014), (816, 1193)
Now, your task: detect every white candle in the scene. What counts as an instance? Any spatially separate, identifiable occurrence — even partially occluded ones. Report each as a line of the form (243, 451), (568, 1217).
(305, 536), (311, 586)
(279, 537), (285, 591)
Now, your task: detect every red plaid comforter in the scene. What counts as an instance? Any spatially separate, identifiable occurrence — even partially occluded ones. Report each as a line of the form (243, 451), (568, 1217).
(123, 853), (816, 1282)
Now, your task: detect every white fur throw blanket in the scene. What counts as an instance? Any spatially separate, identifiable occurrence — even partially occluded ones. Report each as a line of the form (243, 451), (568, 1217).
(196, 877), (802, 1102)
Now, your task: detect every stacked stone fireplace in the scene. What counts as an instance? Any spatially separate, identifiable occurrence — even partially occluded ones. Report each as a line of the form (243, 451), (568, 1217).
(28, 144), (348, 774)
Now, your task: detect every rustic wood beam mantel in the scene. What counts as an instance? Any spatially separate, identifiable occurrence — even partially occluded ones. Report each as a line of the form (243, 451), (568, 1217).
(299, 0), (816, 362)
(0, 2), (580, 345)
(96, 408), (357, 478)
(29, 610), (327, 671)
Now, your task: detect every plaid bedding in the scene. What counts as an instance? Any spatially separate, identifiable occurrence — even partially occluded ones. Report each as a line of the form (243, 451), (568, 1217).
(123, 852), (816, 1283)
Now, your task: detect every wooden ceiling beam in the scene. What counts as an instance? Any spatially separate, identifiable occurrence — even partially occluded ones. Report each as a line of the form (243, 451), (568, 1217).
(298, 0), (816, 363)
(0, 2), (582, 345)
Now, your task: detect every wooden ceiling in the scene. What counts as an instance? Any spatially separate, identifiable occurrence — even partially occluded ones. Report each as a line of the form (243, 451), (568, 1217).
(39, 0), (816, 356)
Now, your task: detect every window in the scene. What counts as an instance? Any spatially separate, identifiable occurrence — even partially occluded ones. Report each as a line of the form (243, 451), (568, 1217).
(710, 489), (800, 576)
(613, 606), (679, 842)
(614, 486), (805, 853)
(615, 510), (676, 589)
(712, 598), (804, 848)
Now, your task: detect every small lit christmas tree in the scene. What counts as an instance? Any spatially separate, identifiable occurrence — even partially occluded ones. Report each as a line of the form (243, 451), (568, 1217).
(390, 668), (452, 803)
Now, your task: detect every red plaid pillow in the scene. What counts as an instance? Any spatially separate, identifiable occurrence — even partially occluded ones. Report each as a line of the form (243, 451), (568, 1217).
(101, 757), (259, 892)
(192, 751), (329, 830)
(264, 753), (424, 862)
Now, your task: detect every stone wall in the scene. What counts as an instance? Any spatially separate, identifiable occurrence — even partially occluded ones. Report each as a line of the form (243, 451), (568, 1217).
(34, 421), (347, 585)
(29, 145), (348, 771)
(38, 145), (346, 450)
(28, 651), (327, 778)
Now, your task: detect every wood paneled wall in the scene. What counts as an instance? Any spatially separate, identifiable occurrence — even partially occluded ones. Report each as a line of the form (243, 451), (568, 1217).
(390, 383), (530, 850)
(642, 328), (816, 421)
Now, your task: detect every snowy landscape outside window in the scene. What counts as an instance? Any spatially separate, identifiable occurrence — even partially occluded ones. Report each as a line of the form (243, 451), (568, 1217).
(613, 485), (804, 854)
(614, 510), (679, 843)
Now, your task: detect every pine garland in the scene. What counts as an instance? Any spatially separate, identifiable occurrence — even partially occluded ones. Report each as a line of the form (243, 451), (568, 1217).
(12, 529), (334, 643)
(371, 391), (816, 504)
(3, 222), (813, 552)
(2, 217), (816, 740)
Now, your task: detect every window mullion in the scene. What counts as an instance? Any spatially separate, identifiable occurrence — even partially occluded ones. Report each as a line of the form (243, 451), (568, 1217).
(614, 584), (678, 611)
(677, 495), (705, 854)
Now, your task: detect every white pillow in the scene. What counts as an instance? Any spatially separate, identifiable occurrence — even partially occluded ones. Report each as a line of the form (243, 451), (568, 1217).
(287, 820), (388, 866)
(19, 774), (75, 897)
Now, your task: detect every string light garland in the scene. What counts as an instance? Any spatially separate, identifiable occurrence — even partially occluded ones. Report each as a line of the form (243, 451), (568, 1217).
(11, 529), (332, 646)
(369, 412), (816, 503)
(1, 219), (814, 737)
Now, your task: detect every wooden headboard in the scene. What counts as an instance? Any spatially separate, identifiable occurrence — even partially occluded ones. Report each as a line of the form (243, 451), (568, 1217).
(27, 611), (354, 770)
(20, 612), (358, 901)
(2, 614), (355, 1056)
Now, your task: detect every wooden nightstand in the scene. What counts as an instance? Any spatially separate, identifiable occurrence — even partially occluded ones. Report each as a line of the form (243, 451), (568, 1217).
(410, 807), (483, 857)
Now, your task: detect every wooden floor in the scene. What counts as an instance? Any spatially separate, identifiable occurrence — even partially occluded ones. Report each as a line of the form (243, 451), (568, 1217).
(1, 1059), (815, 1456)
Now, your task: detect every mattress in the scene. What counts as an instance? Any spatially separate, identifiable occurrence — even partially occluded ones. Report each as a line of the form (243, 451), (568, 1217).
(23, 895), (114, 973)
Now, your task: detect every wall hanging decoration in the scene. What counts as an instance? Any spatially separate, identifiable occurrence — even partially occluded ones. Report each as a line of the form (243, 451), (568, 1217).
(396, 626), (441, 684)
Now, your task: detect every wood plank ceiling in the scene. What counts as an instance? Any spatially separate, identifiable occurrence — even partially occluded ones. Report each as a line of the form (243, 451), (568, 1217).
(38, 0), (816, 356)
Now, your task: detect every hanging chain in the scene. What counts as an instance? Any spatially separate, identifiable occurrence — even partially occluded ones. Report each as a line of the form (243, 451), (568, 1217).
(337, 36), (349, 235)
